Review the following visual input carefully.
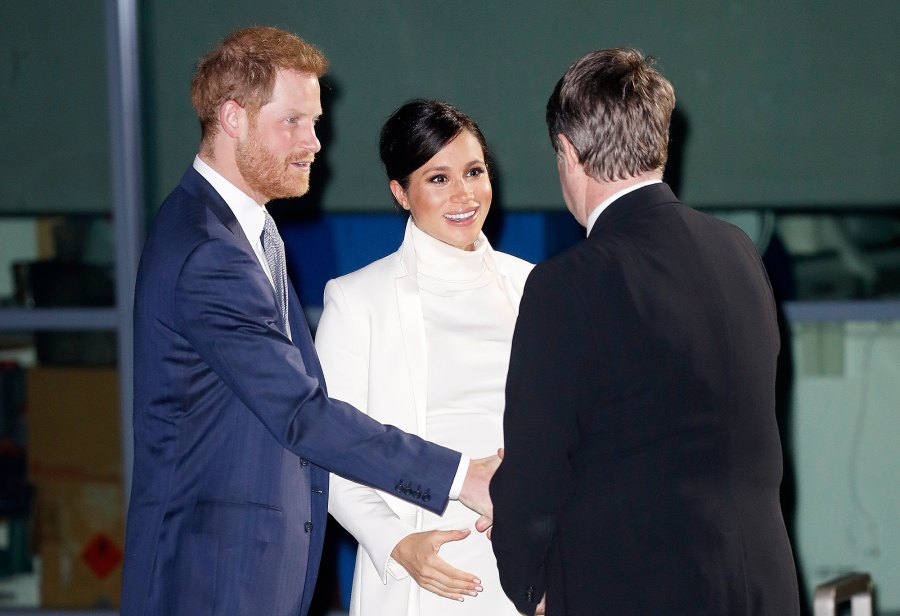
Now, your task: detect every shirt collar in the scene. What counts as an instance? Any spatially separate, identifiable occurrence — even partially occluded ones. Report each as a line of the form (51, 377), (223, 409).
(193, 155), (267, 243)
(585, 179), (662, 236)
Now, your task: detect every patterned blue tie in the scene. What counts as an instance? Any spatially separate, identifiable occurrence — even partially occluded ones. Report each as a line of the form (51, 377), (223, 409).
(262, 211), (291, 338)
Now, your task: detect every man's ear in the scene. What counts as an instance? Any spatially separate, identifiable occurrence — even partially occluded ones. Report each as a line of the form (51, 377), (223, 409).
(219, 100), (245, 139)
(389, 180), (411, 211)
(558, 134), (581, 172)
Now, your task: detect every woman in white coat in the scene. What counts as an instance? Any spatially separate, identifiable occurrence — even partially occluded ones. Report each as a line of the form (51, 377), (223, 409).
(315, 100), (532, 616)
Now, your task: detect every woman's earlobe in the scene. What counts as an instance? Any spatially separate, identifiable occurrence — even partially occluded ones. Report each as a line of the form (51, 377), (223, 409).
(389, 180), (410, 210)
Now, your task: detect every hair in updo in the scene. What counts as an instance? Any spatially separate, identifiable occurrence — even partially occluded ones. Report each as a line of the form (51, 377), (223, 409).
(379, 99), (491, 191)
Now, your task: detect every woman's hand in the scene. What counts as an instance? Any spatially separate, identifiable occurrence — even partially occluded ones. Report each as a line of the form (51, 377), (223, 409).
(390, 529), (483, 601)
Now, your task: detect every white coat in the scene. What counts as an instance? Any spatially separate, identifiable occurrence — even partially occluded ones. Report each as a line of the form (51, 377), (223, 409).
(315, 220), (533, 616)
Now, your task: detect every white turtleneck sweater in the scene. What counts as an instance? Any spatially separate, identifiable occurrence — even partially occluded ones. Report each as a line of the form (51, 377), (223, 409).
(407, 222), (520, 615)
(411, 223), (516, 460)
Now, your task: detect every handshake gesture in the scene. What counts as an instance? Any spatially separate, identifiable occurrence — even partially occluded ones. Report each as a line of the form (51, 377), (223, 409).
(459, 449), (504, 527)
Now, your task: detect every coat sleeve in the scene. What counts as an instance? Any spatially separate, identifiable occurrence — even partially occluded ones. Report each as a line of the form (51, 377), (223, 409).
(174, 237), (460, 515)
(489, 261), (588, 615)
(316, 277), (418, 582)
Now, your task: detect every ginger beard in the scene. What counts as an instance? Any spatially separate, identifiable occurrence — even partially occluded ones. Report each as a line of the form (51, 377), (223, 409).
(236, 121), (314, 201)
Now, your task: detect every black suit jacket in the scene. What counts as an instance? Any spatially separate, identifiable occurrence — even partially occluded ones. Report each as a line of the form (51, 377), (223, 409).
(121, 167), (460, 616)
(490, 183), (800, 615)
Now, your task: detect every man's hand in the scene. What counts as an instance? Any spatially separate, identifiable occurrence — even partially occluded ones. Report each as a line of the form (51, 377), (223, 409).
(472, 448), (503, 534)
(390, 529), (483, 601)
(458, 452), (501, 518)
(475, 514), (493, 534)
(536, 592), (547, 615)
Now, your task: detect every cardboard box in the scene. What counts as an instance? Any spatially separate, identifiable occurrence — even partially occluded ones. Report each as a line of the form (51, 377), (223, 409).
(35, 480), (123, 608)
(26, 367), (123, 608)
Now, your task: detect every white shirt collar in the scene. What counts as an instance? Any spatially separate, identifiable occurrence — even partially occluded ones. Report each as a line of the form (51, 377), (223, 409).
(193, 155), (267, 246)
(585, 179), (662, 236)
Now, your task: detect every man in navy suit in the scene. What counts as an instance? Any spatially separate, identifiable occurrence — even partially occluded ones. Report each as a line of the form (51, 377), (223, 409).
(121, 27), (496, 616)
(490, 49), (801, 615)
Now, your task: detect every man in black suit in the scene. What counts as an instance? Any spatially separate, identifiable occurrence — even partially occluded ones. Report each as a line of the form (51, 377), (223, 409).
(489, 48), (801, 615)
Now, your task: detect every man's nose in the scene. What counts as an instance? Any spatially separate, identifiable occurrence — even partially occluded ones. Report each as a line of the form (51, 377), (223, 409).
(301, 124), (321, 153)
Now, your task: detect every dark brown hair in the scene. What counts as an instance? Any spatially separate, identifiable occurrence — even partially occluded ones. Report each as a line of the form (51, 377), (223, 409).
(379, 99), (491, 191)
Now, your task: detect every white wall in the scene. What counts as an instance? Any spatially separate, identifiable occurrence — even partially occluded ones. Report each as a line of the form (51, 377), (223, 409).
(792, 320), (900, 608)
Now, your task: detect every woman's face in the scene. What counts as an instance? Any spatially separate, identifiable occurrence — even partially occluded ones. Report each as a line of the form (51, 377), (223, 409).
(391, 130), (491, 251)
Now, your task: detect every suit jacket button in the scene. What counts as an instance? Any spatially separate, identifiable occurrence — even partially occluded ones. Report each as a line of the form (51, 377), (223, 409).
(299, 458), (309, 466)
(395, 481), (404, 493)
(422, 490), (431, 503)
(304, 521), (313, 533)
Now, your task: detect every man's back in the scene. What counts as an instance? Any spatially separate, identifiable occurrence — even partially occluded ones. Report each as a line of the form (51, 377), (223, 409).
(492, 183), (799, 614)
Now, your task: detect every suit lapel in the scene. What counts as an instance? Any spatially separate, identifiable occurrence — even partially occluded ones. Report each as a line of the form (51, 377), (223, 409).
(181, 167), (245, 241)
(287, 282), (324, 385)
(180, 167), (288, 332)
(181, 167), (296, 344)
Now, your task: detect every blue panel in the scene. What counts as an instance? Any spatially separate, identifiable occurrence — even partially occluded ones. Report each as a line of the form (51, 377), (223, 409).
(280, 212), (585, 310)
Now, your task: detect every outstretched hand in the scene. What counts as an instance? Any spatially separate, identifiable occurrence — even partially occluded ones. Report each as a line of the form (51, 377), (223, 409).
(472, 448), (503, 535)
(458, 451), (501, 519)
(391, 529), (483, 601)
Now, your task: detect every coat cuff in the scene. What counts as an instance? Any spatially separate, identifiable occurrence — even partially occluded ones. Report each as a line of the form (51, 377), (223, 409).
(361, 519), (416, 584)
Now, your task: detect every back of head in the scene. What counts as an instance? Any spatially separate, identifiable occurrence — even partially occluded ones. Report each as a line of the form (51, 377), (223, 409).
(191, 26), (328, 148)
(546, 48), (675, 182)
(379, 99), (491, 191)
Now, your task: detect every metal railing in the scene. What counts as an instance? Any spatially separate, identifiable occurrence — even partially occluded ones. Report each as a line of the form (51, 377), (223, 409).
(814, 572), (874, 616)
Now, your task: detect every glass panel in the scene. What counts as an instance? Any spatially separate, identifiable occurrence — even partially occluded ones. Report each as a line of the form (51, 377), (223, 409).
(0, 0), (121, 610)
(1, 216), (116, 312)
(708, 210), (900, 302)
(777, 213), (900, 300)
(0, 1), (111, 216)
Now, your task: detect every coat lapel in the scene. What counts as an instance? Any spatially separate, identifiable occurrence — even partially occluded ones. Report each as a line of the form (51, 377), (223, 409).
(395, 222), (429, 437)
(483, 245), (525, 316)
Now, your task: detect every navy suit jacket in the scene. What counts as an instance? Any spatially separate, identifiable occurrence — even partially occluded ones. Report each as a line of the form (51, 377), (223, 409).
(491, 183), (799, 615)
(121, 167), (460, 616)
